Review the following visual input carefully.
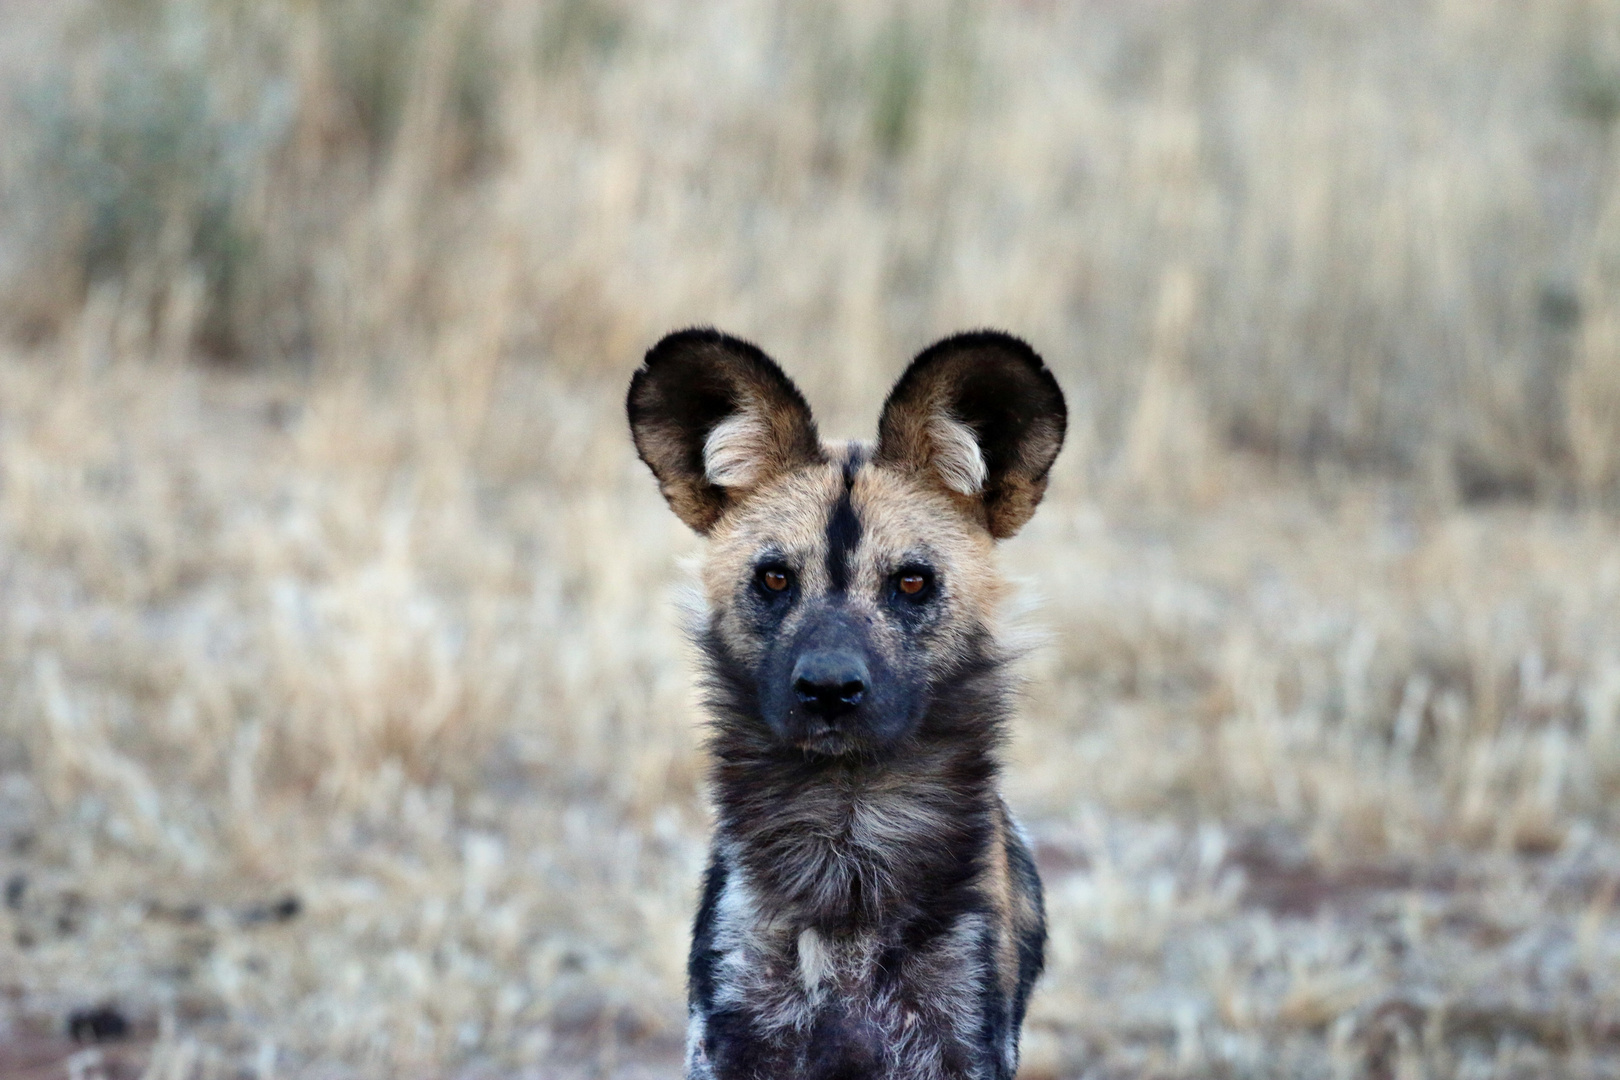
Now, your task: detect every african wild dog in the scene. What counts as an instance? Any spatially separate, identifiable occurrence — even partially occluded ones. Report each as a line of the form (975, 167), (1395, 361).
(628, 328), (1064, 1080)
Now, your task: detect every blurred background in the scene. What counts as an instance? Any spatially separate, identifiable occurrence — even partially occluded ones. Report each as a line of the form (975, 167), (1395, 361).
(2, 0), (1620, 1076)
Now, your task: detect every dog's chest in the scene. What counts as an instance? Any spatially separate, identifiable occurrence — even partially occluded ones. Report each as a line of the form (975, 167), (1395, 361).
(704, 883), (992, 1077)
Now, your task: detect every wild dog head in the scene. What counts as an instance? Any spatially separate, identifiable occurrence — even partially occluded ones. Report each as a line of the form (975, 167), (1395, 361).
(628, 328), (1065, 759)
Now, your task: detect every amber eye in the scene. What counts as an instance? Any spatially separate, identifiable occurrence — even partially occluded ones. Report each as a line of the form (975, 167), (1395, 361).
(761, 569), (790, 592)
(892, 567), (935, 602)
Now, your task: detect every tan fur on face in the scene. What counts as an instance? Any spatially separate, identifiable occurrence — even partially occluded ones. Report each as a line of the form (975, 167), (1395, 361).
(844, 463), (1003, 634)
(701, 441), (1008, 670)
(702, 459), (845, 665)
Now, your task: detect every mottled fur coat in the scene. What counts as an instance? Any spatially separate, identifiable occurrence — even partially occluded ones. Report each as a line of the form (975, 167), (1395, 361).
(628, 329), (1064, 1080)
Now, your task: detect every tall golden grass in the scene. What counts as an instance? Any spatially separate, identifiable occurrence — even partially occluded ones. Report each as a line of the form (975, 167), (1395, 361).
(2, 0), (1620, 1076)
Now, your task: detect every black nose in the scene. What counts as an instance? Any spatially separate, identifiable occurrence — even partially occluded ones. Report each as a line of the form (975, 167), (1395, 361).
(792, 651), (868, 719)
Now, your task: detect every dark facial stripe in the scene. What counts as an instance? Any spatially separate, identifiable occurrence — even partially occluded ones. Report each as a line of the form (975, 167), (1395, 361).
(825, 447), (866, 593)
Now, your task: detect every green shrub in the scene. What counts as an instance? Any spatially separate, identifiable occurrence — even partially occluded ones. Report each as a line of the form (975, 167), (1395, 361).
(868, 13), (927, 158)
(1563, 48), (1620, 126)
(20, 16), (288, 357)
(537, 0), (628, 73)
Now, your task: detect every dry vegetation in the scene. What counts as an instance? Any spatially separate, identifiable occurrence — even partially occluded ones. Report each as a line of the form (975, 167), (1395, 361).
(2, 0), (1620, 1076)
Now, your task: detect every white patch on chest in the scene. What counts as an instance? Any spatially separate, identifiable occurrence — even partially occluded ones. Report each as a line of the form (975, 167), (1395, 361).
(797, 927), (832, 992)
(702, 850), (1010, 1078)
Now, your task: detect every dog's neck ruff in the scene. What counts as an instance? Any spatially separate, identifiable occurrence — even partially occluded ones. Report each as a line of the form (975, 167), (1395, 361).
(699, 629), (1009, 931)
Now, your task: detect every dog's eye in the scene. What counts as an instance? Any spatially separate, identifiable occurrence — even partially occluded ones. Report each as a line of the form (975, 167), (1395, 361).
(890, 566), (935, 603)
(757, 566), (792, 593)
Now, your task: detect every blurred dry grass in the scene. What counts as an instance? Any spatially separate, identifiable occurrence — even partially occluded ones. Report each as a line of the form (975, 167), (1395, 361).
(2, 0), (1620, 1076)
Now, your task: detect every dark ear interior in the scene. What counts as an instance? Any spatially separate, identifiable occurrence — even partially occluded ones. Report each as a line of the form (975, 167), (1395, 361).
(627, 328), (823, 533)
(875, 331), (1067, 539)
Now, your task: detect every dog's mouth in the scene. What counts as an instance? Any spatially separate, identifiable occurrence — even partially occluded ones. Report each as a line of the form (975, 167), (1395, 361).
(793, 723), (860, 757)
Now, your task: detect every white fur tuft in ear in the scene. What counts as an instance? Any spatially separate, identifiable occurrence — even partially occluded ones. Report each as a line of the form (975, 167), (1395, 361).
(703, 411), (771, 488)
(929, 413), (988, 495)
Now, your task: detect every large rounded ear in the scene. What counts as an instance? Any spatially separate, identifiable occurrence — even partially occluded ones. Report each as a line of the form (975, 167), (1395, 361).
(628, 328), (824, 533)
(875, 331), (1066, 539)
